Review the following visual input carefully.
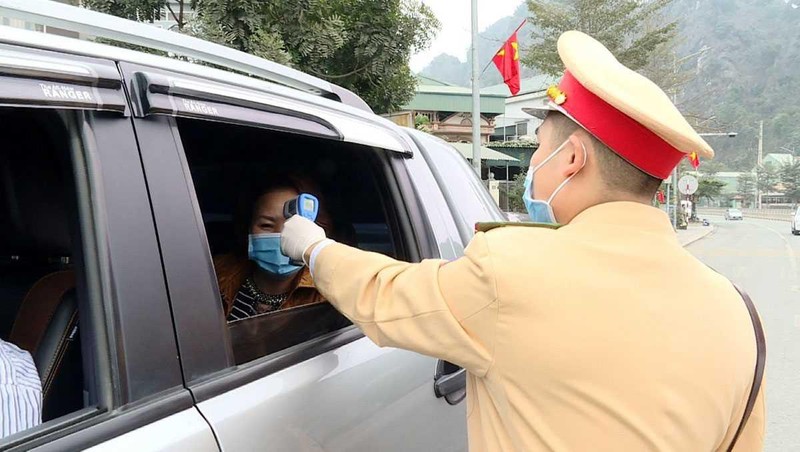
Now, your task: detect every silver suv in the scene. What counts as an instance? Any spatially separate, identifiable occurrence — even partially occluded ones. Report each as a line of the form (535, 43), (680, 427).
(0, 2), (503, 450)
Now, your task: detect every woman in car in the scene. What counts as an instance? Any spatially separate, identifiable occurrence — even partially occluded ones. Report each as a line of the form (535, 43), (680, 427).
(214, 175), (332, 321)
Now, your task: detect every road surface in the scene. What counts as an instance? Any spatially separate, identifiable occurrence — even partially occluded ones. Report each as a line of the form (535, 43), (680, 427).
(687, 216), (800, 451)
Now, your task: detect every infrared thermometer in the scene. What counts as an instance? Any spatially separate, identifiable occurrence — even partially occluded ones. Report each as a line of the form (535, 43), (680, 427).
(283, 193), (320, 266)
(283, 193), (319, 222)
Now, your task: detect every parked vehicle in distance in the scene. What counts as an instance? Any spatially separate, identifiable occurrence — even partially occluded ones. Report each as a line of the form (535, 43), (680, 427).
(725, 208), (743, 221)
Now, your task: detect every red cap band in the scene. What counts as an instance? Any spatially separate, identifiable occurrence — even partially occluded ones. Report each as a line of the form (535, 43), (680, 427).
(556, 71), (684, 179)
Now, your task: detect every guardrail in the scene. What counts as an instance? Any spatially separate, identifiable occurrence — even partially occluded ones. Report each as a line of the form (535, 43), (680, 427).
(697, 207), (794, 222)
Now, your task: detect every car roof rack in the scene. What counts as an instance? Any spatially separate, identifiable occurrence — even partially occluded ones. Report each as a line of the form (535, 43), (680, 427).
(0, 0), (372, 112)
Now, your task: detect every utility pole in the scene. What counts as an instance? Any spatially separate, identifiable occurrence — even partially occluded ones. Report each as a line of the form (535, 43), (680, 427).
(758, 120), (764, 166)
(757, 120), (763, 209)
(470, 0), (481, 177)
(671, 78), (679, 228)
(669, 47), (710, 228)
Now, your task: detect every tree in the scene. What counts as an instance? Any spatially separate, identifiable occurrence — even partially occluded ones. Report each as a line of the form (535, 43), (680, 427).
(83, 0), (195, 30)
(756, 164), (779, 195)
(192, 0), (439, 114)
(736, 172), (756, 206)
(694, 178), (725, 204)
(524, 0), (677, 77)
(507, 172), (527, 213)
(414, 114), (432, 133)
(780, 161), (800, 204)
(699, 160), (727, 177)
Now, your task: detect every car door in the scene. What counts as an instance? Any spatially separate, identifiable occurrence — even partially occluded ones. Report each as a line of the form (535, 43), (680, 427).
(119, 60), (468, 451)
(399, 128), (508, 409)
(0, 41), (216, 451)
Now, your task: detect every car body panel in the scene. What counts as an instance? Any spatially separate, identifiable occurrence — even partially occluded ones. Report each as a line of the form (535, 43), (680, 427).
(197, 337), (466, 452)
(83, 409), (218, 452)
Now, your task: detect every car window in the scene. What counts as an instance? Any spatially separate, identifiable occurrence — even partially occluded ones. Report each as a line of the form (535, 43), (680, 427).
(0, 108), (105, 446)
(174, 117), (412, 366)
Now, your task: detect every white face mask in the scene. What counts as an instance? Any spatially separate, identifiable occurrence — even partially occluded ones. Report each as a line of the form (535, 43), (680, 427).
(522, 139), (587, 224)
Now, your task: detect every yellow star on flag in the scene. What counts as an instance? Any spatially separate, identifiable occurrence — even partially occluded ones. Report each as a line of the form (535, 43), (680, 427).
(497, 42), (519, 60)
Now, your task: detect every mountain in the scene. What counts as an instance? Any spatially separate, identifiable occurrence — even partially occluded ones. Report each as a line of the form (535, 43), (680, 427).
(421, 0), (800, 170)
(667, 0), (800, 169)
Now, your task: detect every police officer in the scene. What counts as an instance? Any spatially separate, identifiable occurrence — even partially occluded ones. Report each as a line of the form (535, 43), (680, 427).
(281, 31), (765, 451)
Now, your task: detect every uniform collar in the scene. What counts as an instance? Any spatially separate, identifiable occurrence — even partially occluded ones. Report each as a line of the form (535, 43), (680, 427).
(565, 201), (674, 235)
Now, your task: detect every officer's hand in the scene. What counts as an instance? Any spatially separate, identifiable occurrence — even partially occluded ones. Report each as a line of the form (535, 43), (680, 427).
(281, 215), (327, 264)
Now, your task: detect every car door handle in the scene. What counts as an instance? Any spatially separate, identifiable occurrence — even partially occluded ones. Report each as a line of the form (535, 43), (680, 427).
(434, 360), (467, 405)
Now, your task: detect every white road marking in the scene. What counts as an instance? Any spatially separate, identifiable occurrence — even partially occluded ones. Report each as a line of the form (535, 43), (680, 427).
(750, 221), (799, 278)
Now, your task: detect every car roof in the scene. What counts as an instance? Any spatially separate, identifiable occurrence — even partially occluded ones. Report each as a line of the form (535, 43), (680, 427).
(0, 0), (414, 137)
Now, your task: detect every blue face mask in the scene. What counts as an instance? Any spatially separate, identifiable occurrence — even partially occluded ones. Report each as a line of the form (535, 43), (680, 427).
(248, 233), (301, 277)
(522, 139), (586, 224)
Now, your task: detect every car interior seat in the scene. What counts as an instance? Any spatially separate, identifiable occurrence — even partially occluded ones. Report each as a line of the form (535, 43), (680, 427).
(1, 110), (84, 421)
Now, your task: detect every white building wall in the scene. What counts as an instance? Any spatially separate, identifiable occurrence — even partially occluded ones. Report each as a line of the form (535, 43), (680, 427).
(493, 90), (547, 141)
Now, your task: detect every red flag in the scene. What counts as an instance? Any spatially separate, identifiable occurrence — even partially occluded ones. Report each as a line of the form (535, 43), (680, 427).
(688, 152), (700, 169)
(492, 32), (521, 95)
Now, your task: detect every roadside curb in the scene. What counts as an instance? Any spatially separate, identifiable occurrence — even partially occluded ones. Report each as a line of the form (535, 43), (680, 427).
(680, 225), (715, 247)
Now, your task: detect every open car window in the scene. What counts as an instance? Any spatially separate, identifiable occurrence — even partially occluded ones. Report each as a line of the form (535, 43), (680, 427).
(175, 117), (411, 366)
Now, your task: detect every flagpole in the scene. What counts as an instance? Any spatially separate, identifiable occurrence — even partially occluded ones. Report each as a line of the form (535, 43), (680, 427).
(479, 19), (528, 78)
(471, 0), (481, 176)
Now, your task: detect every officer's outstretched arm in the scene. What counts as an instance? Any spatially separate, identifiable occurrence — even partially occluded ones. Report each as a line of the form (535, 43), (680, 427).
(312, 233), (498, 377)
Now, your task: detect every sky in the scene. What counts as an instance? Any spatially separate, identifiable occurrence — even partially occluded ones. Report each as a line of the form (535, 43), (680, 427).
(410, 0), (525, 72)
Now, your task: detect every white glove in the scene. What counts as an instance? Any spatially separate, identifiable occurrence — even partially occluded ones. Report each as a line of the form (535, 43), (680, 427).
(281, 215), (327, 264)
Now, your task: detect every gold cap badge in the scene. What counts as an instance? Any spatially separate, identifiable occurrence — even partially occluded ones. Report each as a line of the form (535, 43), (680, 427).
(546, 85), (567, 105)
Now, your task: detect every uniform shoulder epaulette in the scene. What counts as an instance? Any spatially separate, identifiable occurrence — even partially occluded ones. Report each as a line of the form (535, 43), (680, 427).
(475, 222), (562, 233)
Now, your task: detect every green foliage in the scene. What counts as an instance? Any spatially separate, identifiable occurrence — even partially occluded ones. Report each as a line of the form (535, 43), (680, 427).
(779, 162), (800, 204)
(486, 139), (538, 148)
(736, 172), (755, 205)
(84, 0), (196, 28)
(507, 172), (527, 213)
(83, 0), (167, 23)
(756, 165), (779, 194)
(698, 160), (727, 177)
(695, 178), (725, 203)
(414, 114), (432, 133)
(524, 0), (676, 77)
(192, 0), (439, 114)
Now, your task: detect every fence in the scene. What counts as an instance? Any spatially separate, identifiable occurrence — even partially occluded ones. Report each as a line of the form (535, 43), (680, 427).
(697, 207), (795, 222)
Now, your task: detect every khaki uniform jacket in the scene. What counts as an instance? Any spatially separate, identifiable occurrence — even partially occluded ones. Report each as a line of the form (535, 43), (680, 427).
(312, 202), (765, 451)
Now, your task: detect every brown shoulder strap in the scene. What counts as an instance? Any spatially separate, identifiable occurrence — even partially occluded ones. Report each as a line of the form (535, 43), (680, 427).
(475, 221), (562, 233)
(727, 284), (766, 452)
(9, 270), (76, 354)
